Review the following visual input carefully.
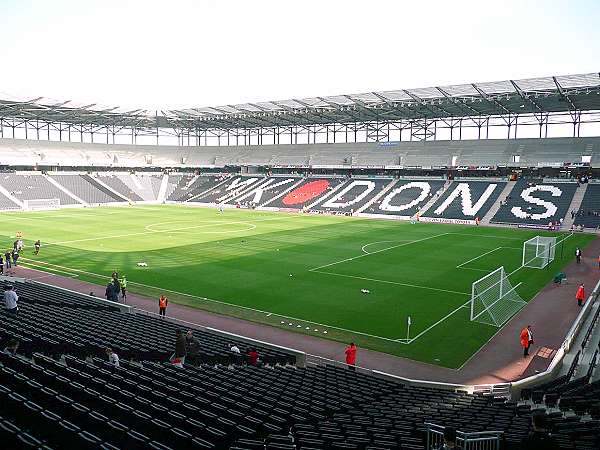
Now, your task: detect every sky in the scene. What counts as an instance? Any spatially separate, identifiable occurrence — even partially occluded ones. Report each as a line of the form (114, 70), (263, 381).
(0, 0), (599, 111)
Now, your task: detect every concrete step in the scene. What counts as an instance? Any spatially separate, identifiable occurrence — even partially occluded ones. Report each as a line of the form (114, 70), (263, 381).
(481, 182), (516, 225)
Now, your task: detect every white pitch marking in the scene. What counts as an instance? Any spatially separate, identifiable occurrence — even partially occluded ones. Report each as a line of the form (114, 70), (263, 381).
(309, 233), (448, 272)
(456, 247), (503, 268)
(44, 215), (292, 246)
(361, 240), (413, 254)
(312, 270), (471, 296)
(16, 257), (405, 343)
(400, 300), (471, 343)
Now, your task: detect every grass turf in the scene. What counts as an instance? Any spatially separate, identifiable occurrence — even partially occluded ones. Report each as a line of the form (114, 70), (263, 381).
(0, 204), (593, 368)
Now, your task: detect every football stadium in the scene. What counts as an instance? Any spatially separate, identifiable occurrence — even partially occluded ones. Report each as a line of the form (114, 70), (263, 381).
(1, 2), (600, 449)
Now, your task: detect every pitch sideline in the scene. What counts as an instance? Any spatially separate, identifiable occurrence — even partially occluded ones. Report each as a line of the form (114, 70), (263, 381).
(17, 257), (405, 344)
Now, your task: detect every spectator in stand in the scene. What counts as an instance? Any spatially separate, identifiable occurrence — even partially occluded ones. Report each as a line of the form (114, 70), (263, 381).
(576, 283), (585, 307)
(230, 343), (242, 364)
(3, 338), (19, 356)
(105, 347), (120, 367)
(345, 342), (357, 371)
(520, 325), (533, 357)
(520, 412), (559, 450)
(185, 330), (200, 360)
(247, 348), (259, 366)
(158, 294), (168, 318)
(437, 426), (457, 449)
(171, 329), (186, 368)
(4, 284), (18, 315)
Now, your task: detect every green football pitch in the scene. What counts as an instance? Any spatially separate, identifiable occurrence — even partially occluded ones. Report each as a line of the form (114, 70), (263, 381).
(0, 205), (593, 368)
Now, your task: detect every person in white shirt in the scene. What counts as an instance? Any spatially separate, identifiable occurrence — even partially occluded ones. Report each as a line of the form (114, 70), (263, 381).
(230, 344), (240, 354)
(105, 347), (120, 368)
(4, 285), (18, 315)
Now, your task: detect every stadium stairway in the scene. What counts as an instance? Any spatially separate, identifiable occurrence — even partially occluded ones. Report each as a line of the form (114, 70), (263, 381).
(0, 183), (23, 209)
(481, 181), (517, 225)
(91, 175), (130, 202)
(354, 178), (398, 214)
(562, 184), (589, 230)
(157, 173), (169, 203)
(416, 180), (451, 216)
(44, 174), (88, 206)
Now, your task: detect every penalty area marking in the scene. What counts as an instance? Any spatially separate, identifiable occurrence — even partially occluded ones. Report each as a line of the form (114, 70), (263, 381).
(309, 233), (449, 272)
(361, 240), (414, 254)
(312, 270), (471, 297)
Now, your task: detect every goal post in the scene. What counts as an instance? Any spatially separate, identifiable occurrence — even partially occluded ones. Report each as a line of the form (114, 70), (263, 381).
(23, 198), (61, 211)
(470, 266), (526, 327)
(522, 236), (557, 269)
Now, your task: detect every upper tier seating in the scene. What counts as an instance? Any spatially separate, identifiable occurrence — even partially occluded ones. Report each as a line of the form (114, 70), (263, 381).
(50, 174), (123, 204)
(1, 136), (597, 169)
(363, 179), (446, 217)
(423, 181), (506, 221)
(0, 173), (79, 205)
(491, 180), (578, 225)
(574, 184), (600, 229)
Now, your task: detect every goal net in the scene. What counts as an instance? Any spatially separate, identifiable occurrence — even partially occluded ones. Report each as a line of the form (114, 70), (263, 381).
(470, 266), (526, 327)
(23, 198), (60, 211)
(522, 236), (556, 269)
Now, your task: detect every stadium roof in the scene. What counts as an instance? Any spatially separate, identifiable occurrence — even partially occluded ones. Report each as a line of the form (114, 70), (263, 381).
(1, 73), (599, 131)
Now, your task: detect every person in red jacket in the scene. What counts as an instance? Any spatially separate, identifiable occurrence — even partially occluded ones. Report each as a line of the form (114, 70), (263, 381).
(520, 325), (533, 358)
(247, 348), (259, 366)
(345, 342), (357, 371)
(576, 284), (585, 307)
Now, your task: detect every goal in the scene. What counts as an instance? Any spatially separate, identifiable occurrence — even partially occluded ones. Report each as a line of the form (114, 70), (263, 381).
(470, 266), (526, 327)
(522, 236), (556, 269)
(23, 198), (61, 211)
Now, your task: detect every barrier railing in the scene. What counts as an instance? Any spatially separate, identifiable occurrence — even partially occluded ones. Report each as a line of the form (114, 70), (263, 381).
(425, 423), (502, 450)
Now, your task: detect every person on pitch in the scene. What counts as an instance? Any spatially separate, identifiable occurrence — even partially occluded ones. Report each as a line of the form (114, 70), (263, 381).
(575, 247), (582, 264)
(34, 240), (41, 255)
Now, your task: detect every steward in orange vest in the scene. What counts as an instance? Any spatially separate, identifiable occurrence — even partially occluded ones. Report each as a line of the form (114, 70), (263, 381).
(520, 325), (533, 358)
(159, 295), (168, 317)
